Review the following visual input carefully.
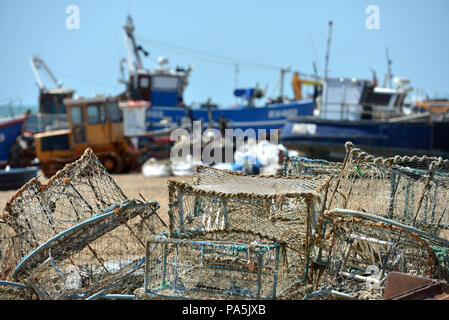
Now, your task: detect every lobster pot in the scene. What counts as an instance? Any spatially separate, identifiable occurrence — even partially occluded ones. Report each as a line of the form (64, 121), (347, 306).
(429, 160), (449, 235)
(169, 166), (330, 258)
(12, 200), (163, 300)
(283, 157), (342, 178)
(311, 208), (449, 300)
(0, 222), (22, 281)
(144, 235), (306, 300)
(0, 148), (128, 271)
(332, 142), (449, 235)
(0, 280), (36, 300)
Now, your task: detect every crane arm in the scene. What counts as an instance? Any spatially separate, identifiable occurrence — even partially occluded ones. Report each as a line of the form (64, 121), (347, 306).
(30, 57), (63, 91)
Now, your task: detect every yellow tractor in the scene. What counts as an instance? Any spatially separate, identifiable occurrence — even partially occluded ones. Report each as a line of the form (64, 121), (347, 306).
(34, 96), (139, 177)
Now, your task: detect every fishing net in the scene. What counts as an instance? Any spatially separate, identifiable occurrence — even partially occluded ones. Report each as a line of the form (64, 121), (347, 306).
(143, 232), (309, 300)
(0, 280), (37, 300)
(283, 157), (342, 178)
(328, 142), (449, 235)
(310, 208), (449, 300)
(169, 166), (330, 258)
(0, 222), (21, 281)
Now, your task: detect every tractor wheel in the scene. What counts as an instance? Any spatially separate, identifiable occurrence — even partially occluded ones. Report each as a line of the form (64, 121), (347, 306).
(98, 152), (124, 174)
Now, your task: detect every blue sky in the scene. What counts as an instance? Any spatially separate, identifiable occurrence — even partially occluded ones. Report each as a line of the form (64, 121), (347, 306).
(1, 0), (448, 108)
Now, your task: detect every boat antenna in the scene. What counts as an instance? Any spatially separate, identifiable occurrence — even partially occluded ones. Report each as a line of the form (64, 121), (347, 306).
(370, 68), (378, 87)
(323, 21), (333, 118)
(280, 66), (291, 100)
(313, 61), (319, 81)
(324, 20), (333, 80)
(119, 58), (127, 85)
(383, 47), (393, 88)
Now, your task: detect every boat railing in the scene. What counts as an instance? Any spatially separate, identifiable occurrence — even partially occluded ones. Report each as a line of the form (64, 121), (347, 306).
(24, 113), (69, 133)
(320, 102), (401, 121)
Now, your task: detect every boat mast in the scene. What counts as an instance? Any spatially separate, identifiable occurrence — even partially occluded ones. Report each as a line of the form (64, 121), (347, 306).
(383, 47), (393, 88)
(123, 15), (146, 73)
(323, 20), (333, 118)
(280, 66), (291, 100)
(324, 21), (333, 80)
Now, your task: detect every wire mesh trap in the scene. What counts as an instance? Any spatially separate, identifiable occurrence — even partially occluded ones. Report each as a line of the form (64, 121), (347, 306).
(1, 148), (128, 270)
(0, 221), (21, 281)
(283, 157), (342, 178)
(310, 208), (449, 300)
(143, 233), (310, 300)
(0, 280), (37, 300)
(13, 199), (162, 300)
(0, 148), (166, 300)
(328, 142), (449, 235)
(168, 166), (331, 270)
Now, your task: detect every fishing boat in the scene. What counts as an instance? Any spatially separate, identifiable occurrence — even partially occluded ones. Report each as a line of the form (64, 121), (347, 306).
(280, 76), (449, 159)
(413, 98), (449, 115)
(26, 57), (75, 133)
(279, 20), (449, 160)
(0, 166), (39, 190)
(116, 16), (316, 141)
(0, 110), (30, 168)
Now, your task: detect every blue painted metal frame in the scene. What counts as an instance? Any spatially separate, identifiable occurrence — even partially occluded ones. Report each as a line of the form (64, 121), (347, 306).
(0, 280), (33, 290)
(144, 235), (282, 300)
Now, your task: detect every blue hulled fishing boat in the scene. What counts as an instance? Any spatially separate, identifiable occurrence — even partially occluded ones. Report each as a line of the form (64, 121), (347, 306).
(0, 113), (29, 167)
(280, 76), (449, 159)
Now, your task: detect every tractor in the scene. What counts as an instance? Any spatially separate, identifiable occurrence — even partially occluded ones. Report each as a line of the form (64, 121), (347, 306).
(34, 96), (140, 177)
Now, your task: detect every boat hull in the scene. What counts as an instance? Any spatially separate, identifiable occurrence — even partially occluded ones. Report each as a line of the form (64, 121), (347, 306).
(280, 117), (449, 159)
(0, 166), (39, 190)
(146, 100), (316, 134)
(0, 115), (28, 166)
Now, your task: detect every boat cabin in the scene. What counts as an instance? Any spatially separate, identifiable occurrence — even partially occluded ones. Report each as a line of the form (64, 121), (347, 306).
(126, 67), (191, 107)
(319, 77), (411, 121)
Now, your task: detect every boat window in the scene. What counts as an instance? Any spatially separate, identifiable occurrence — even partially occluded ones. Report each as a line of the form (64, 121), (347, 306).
(107, 101), (123, 122)
(365, 93), (392, 106)
(394, 94), (406, 107)
(70, 106), (84, 124)
(152, 76), (179, 91)
(87, 104), (106, 124)
(140, 77), (150, 88)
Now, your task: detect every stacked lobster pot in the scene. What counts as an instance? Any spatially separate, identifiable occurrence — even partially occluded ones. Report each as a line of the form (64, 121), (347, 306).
(141, 165), (331, 300)
(0, 148), (165, 300)
(283, 157), (343, 179)
(284, 142), (449, 300)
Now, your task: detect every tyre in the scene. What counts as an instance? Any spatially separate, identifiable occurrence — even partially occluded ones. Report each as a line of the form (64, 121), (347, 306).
(98, 152), (124, 174)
